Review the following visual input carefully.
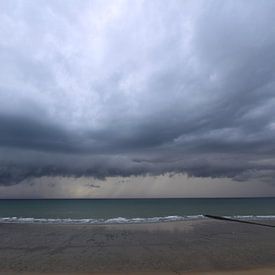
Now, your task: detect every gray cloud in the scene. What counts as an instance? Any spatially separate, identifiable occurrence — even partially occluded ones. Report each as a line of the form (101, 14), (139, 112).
(0, 0), (275, 186)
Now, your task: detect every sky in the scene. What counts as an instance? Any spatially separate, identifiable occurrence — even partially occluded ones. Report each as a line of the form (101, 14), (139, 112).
(1, 0), (275, 198)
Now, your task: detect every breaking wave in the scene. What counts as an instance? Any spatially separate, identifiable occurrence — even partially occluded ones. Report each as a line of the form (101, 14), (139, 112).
(0, 215), (275, 224)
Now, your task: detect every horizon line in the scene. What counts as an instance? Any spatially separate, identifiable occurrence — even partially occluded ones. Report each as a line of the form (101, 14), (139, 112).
(0, 196), (275, 200)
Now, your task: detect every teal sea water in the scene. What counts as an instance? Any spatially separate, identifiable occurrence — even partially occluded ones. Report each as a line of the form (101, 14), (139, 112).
(0, 198), (275, 224)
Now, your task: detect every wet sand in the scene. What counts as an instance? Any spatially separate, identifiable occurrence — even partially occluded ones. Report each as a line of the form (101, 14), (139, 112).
(0, 219), (275, 274)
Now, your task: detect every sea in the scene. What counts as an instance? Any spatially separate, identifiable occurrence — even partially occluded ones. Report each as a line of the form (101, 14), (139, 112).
(0, 198), (275, 224)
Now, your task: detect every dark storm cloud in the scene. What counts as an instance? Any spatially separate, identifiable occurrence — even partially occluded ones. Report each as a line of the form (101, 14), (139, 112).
(0, 114), (72, 152)
(0, 0), (275, 185)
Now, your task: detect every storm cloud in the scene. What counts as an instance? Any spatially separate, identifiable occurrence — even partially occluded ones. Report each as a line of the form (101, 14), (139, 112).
(1, 0), (275, 186)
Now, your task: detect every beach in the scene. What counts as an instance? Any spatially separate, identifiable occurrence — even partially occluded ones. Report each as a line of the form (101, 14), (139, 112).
(1, 219), (275, 274)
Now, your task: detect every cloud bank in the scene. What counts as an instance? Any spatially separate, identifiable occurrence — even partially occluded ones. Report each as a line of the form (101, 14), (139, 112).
(1, 0), (275, 185)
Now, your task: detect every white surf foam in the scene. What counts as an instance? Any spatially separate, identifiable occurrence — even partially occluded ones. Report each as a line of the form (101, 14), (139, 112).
(0, 215), (275, 224)
(0, 215), (204, 224)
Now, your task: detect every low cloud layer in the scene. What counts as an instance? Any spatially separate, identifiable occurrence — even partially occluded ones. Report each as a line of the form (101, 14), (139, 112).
(1, 0), (275, 186)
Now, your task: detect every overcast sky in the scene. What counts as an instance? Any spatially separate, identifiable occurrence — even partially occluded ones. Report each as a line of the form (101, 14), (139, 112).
(1, 0), (275, 198)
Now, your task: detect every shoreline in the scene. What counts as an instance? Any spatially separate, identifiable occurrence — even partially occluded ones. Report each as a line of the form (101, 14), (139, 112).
(1, 220), (275, 274)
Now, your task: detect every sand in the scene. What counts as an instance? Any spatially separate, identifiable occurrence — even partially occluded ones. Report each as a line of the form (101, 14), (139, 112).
(0, 219), (275, 274)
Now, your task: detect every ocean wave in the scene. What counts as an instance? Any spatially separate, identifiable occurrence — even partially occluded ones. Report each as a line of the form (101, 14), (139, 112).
(0, 215), (275, 224)
(0, 215), (203, 224)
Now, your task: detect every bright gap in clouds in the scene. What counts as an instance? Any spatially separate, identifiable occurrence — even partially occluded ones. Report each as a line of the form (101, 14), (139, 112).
(1, 174), (275, 199)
